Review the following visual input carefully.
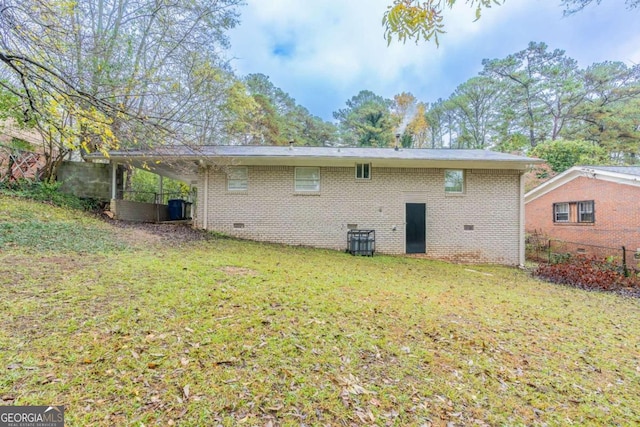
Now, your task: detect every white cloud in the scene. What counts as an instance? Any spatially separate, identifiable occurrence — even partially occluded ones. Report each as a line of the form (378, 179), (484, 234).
(228, 0), (640, 120)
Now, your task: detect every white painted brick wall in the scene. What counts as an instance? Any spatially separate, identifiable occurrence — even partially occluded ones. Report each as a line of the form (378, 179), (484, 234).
(194, 166), (522, 265)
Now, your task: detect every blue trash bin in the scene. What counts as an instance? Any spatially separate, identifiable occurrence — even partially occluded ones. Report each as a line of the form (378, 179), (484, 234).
(168, 199), (185, 220)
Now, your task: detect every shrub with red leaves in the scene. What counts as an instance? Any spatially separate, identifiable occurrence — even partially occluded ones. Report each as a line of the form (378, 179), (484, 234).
(535, 256), (640, 295)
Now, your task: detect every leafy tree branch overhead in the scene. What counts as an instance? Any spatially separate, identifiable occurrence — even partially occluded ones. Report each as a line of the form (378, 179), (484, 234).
(0, 0), (243, 178)
(383, 0), (640, 44)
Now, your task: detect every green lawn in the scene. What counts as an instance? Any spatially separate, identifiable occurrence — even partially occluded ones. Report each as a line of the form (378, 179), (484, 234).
(1, 195), (639, 426)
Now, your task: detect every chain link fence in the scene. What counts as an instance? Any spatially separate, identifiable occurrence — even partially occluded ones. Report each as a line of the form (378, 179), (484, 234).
(526, 231), (640, 277)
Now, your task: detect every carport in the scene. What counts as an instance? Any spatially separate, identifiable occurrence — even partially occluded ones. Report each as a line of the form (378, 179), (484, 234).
(98, 155), (199, 223)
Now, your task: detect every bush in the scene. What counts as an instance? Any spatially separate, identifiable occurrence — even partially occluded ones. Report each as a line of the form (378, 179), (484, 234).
(535, 256), (639, 293)
(0, 179), (100, 211)
(127, 169), (190, 203)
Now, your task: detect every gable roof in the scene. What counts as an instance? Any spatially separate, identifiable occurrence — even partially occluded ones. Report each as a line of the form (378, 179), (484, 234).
(584, 166), (640, 177)
(88, 145), (539, 181)
(525, 165), (640, 203)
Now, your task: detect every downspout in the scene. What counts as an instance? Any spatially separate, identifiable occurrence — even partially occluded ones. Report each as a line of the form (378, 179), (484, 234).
(519, 171), (525, 267)
(203, 166), (209, 230)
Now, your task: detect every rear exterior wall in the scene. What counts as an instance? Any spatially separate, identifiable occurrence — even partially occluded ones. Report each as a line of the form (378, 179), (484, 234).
(195, 166), (523, 265)
(525, 176), (640, 251)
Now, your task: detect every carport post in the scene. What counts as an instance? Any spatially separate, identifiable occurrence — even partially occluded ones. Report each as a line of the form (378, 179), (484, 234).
(111, 161), (117, 200)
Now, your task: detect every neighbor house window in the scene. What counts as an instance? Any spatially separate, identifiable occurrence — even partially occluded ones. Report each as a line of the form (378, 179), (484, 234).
(227, 167), (248, 191)
(553, 200), (595, 224)
(444, 170), (464, 193)
(295, 167), (320, 192)
(578, 200), (594, 223)
(553, 202), (569, 222)
(356, 163), (371, 180)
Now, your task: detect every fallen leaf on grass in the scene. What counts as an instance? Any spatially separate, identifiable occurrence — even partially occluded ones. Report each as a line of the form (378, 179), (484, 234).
(213, 358), (237, 366)
(355, 409), (375, 423)
(183, 385), (190, 400)
(40, 373), (58, 385)
(336, 374), (376, 395)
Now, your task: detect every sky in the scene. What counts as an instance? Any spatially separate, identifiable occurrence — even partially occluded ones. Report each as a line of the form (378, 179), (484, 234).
(227, 0), (640, 122)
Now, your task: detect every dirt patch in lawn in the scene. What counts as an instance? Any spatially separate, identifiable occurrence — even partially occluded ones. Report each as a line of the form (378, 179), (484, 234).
(218, 265), (258, 276)
(107, 220), (215, 247)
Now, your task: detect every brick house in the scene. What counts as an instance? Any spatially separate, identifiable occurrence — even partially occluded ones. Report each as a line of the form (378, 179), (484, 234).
(94, 145), (538, 265)
(525, 166), (640, 253)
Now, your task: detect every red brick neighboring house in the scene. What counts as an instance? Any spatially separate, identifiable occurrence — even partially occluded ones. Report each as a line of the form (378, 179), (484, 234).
(525, 166), (640, 254)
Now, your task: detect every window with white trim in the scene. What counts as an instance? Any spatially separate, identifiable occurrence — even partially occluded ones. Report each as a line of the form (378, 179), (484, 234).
(227, 167), (248, 191)
(553, 202), (569, 222)
(356, 163), (371, 180)
(295, 167), (320, 192)
(444, 169), (464, 193)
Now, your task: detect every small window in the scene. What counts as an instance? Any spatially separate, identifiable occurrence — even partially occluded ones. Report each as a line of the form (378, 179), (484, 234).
(578, 200), (594, 223)
(444, 170), (464, 193)
(356, 163), (371, 180)
(295, 167), (320, 192)
(554, 203), (569, 222)
(227, 167), (248, 191)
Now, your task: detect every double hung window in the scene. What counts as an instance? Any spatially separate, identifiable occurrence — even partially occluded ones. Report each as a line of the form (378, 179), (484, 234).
(227, 167), (248, 191)
(295, 167), (320, 192)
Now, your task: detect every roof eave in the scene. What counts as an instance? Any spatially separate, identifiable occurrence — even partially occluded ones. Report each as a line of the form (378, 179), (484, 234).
(90, 152), (537, 171)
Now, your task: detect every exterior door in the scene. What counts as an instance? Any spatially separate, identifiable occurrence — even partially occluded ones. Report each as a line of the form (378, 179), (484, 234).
(406, 203), (426, 254)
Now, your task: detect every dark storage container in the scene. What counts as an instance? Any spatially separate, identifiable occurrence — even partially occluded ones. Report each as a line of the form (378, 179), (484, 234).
(168, 199), (186, 220)
(347, 229), (375, 256)
(184, 201), (193, 220)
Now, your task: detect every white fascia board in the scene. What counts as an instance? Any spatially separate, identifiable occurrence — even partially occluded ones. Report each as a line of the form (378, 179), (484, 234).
(101, 153), (534, 171)
(525, 166), (640, 203)
(184, 155), (534, 170)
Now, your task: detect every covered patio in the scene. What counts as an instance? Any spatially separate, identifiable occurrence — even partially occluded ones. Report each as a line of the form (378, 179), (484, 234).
(104, 157), (198, 224)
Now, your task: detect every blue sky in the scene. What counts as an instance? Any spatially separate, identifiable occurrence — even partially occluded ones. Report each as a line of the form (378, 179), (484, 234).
(228, 0), (640, 121)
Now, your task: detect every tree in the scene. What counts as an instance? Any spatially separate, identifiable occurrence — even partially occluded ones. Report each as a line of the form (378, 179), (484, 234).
(561, 0), (640, 14)
(529, 139), (609, 173)
(333, 91), (395, 147)
(241, 74), (337, 146)
(391, 92), (429, 148)
(405, 102), (430, 147)
(570, 61), (640, 163)
(425, 99), (447, 148)
(383, 0), (502, 45)
(447, 76), (500, 148)
(0, 0), (242, 178)
(383, 0), (639, 45)
(482, 42), (577, 148)
(421, 42), (640, 159)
